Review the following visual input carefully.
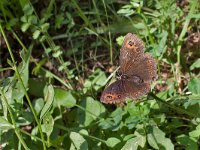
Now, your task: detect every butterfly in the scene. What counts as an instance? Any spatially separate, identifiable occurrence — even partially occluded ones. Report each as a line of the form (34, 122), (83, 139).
(100, 33), (157, 104)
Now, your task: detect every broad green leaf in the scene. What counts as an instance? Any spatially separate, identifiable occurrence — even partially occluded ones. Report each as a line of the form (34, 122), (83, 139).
(183, 96), (200, 116)
(189, 124), (200, 138)
(122, 133), (146, 150)
(0, 117), (13, 130)
(33, 98), (44, 115)
(40, 85), (54, 119)
(83, 69), (107, 91)
(188, 78), (200, 95)
(42, 112), (54, 137)
(29, 78), (46, 97)
(98, 107), (124, 131)
(176, 134), (198, 150)
(125, 116), (140, 129)
(106, 137), (121, 148)
(22, 4), (33, 15)
(123, 134), (135, 141)
(16, 110), (34, 126)
(147, 126), (174, 150)
(21, 23), (31, 32)
(33, 30), (40, 39)
(12, 48), (31, 104)
(69, 132), (88, 150)
(54, 88), (76, 108)
(190, 58), (200, 70)
(78, 97), (105, 126)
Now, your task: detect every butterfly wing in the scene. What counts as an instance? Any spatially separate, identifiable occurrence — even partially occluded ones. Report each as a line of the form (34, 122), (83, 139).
(100, 80), (127, 104)
(125, 53), (157, 83)
(119, 33), (145, 73)
(101, 33), (157, 105)
(100, 80), (151, 104)
(124, 81), (151, 99)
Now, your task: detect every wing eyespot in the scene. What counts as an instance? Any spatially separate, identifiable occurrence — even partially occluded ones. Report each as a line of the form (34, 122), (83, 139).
(107, 95), (112, 99)
(128, 41), (134, 46)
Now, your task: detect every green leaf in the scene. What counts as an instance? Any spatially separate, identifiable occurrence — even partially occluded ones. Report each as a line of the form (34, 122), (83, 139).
(122, 133), (146, 150)
(83, 69), (107, 91)
(69, 132), (88, 150)
(21, 23), (31, 32)
(42, 112), (54, 137)
(33, 30), (41, 39)
(52, 50), (62, 58)
(29, 78), (46, 97)
(23, 4), (33, 15)
(190, 58), (200, 70)
(40, 84), (54, 119)
(0, 117), (13, 130)
(98, 107), (124, 131)
(188, 78), (200, 95)
(147, 126), (174, 150)
(54, 88), (76, 108)
(176, 134), (198, 150)
(116, 36), (125, 46)
(12, 48), (31, 104)
(78, 97), (105, 126)
(41, 23), (49, 32)
(156, 31), (168, 57)
(117, 5), (135, 17)
(33, 98), (44, 115)
(16, 110), (34, 126)
(106, 137), (121, 148)
(189, 124), (200, 138)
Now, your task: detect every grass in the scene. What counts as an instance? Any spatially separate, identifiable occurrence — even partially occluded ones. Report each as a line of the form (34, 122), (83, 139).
(0, 0), (200, 149)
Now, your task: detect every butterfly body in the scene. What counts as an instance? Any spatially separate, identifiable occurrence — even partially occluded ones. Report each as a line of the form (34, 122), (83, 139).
(101, 33), (157, 104)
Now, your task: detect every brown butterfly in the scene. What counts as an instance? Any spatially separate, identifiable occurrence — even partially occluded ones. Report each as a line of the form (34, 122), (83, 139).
(100, 33), (157, 104)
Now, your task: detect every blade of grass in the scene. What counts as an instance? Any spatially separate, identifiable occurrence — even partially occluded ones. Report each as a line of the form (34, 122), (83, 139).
(102, 0), (113, 65)
(177, 0), (198, 66)
(176, 0), (198, 93)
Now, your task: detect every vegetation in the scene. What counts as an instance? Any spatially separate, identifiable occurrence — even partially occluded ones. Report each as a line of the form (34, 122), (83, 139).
(0, 0), (200, 149)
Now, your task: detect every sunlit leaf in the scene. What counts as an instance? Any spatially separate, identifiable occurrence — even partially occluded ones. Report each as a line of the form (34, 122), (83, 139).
(78, 97), (105, 126)
(70, 132), (88, 150)
(40, 84), (54, 119)
(54, 88), (76, 108)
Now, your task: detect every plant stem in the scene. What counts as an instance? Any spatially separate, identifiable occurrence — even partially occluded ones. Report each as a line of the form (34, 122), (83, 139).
(149, 92), (197, 118)
(0, 89), (29, 150)
(0, 24), (47, 150)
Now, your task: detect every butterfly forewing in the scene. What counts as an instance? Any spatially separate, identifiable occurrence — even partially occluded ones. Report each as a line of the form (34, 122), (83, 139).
(119, 33), (145, 73)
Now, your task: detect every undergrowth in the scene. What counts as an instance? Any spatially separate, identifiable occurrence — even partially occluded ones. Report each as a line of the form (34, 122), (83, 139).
(0, 0), (200, 149)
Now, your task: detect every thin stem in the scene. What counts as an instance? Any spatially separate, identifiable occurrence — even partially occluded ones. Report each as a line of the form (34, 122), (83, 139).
(11, 30), (72, 90)
(177, 0), (197, 65)
(0, 89), (29, 150)
(149, 92), (197, 118)
(0, 24), (46, 150)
